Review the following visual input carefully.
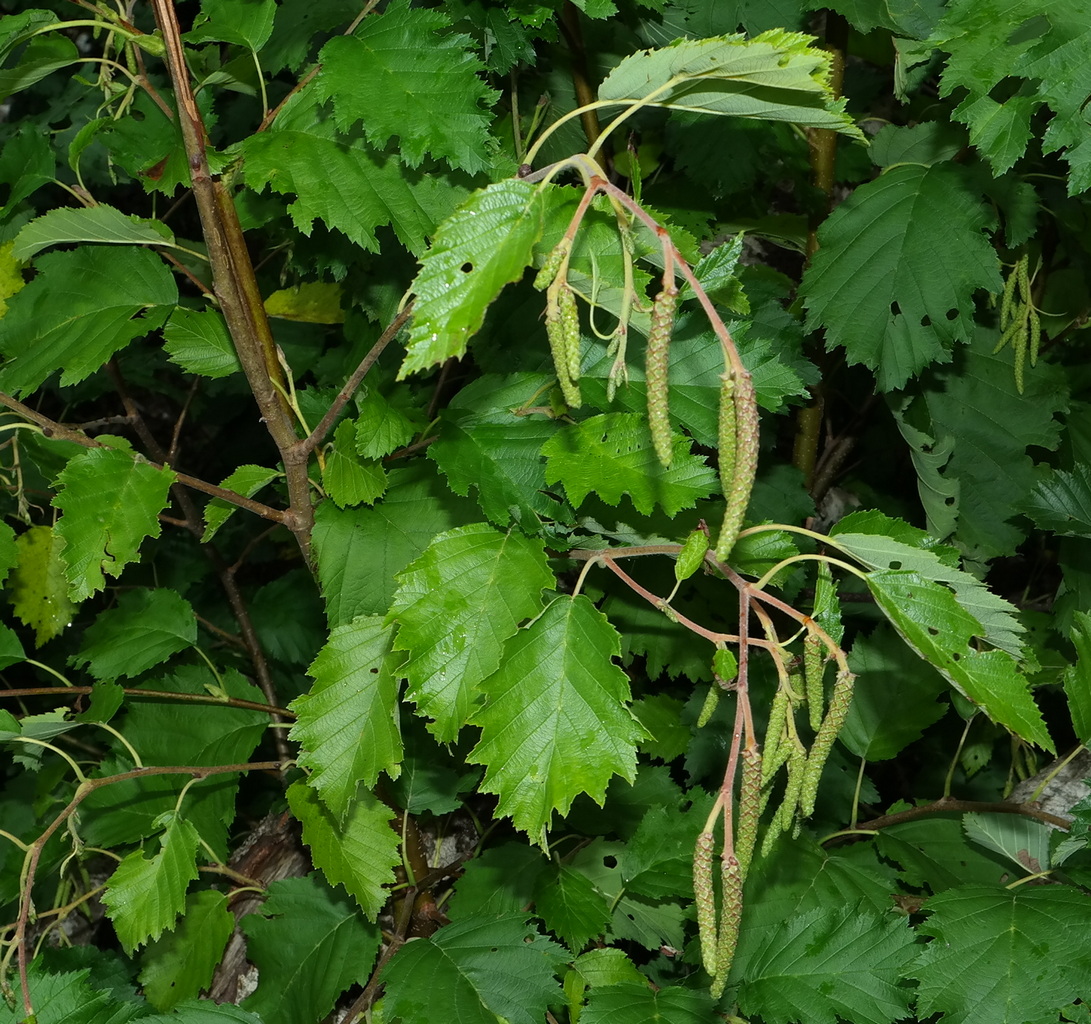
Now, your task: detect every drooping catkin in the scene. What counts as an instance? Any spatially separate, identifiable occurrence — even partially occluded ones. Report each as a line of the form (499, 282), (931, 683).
(533, 240), (569, 291)
(711, 856), (743, 999)
(716, 374), (759, 561)
(761, 742), (805, 857)
(803, 633), (825, 732)
(736, 748), (762, 882)
(761, 686), (789, 784)
(799, 668), (856, 818)
(546, 286), (581, 408)
(694, 831), (718, 975)
(646, 286), (678, 468)
(696, 685), (720, 727)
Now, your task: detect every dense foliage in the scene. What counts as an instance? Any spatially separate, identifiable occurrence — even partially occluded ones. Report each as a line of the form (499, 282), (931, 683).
(2, 1), (1091, 1022)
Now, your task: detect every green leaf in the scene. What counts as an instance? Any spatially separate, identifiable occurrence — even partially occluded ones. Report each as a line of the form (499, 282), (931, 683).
(534, 863), (611, 952)
(0, 125), (54, 217)
(7, 524), (77, 645)
(144, 1004), (265, 1024)
(583, 984), (714, 1024)
(469, 596), (644, 838)
(242, 874), (381, 1024)
(321, 419), (387, 507)
(139, 890), (234, 1011)
(631, 695), (689, 762)
(429, 378), (571, 532)
(354, 387), (417, 459)
(0, 33), (81, 104)
(891, 338), (1067, 558)
(316, 1), (497, 173)
(0, 246), (177, 396)
(731, 903), (916, 1024)
(1020, 464), (1091, 537)
(202, 464), (280, 542)
(286, 779), (400, 919)
(163, 307), (242, 380)
(867, 570), (1053, 751)
(933, 0), (1091, 192)
(0, 623), (26, 671)
(187, 0), (276, 50)
(877, 817), (1013, 892)
(54, 447), (177, 603)
(541, 412), (719, 517)
(102, 815), (200, 953)
(72, 588), (196, 680)
(401, 180), (545, 378)
(840, 625), (947, 761)
(381, 913), (567, 1024)
(801, 164), (1002, 390)
(831, 509), (1025, 655)
(390, 523), (553, 741)
(289, 615), (403, 818)
(12, 205), (174, 260)
(311, 463), (478, 625)
(240, 127), (450, 257)
(962, 811), (1051, 873)
(3, 964), (144, 1024)
(916, 887), (1091, 1024)
(1064, 611), (1091, 745)
(599, 31), (864, 138)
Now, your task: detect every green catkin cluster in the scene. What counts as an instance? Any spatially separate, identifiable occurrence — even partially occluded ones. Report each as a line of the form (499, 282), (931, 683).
(993, 253), (1040, 394)
(715, 373), (759, 561)
(803, 633), (825, 732)
(646, 286), (679, 468)
(694, 831), (718, 975)
(546, 285), (581, 408)
(799, 668), (856, 818)
(761, 686), (790, 784)
(762, 742), (806, 857)
(735, 748), (762, 882)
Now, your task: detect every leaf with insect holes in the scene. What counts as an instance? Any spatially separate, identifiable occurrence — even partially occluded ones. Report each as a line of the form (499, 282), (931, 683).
(541, 412), (719, 517)
(102, 815), (200, 953)
(290, 615), (403, 819)
(54, 446), (177, 603)
(401, 180), (546, 378)
(800, 164), (1002, 390)
(867, 570), (1052, 750)
(469, 596), (645, 838)
(7, 525), (77, 645)
(599, 30), (864, 137)
(390, 524), (553, 741)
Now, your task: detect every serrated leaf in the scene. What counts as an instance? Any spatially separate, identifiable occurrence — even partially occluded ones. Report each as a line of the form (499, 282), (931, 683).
(801, 164), (1002, 390)
(163, 307), (242, 380)
(139, 890), (233, 1011)
(0, 623), (25, 671)
(469, 596), (644, 838)
(286, 779), (400, 919)
(390, 523), (553, 741)
(12, 205), (174, 260)
(631, 695), (689, 761)
(5, 964), (144, 1024)
(867, 570), (1053, 751)
(316, 1), (497, 173)
(202, 464), (280, 541)
(381, 913), (567, 1024)
(534, 864), (611, 952)
(542, 412), (719, 517)
(916, 887), (1091, 1024)
(241, 128), (449, 257)
(54, 447), (176, 602)
(311, 464), (479, 625)
(72, 588), (196, 680)
(242, 874), (380, 1024)
(831, 509), (1024, 655)
(102, 816), (200, 953)
(264, 281), (344, 323)
(7, 525), (77, 645)
(0, 246), (176, 396)
(289, 615), (403, 819)
(0, 125), (54, 218)
(962, 812), (1051, 873)
(143, 1004), (265, 1024)
(1020, 463), (1091, 537)
(321, 419), (387, 508)
(731, 903), (916, 1024)
(401, 179), (545, 378)
(1064, 611), (1091, 745)
(583, 984), (714, 1024)
(0, 33), (81, 104)
(621, 804), (696, 900)
(599, 31), (864, 138)
(354, 387), (417, 459)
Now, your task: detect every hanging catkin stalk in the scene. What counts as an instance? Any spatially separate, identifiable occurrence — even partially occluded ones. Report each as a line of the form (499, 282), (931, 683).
(646, 283), (679, 468)
(715, 371), (759, 561)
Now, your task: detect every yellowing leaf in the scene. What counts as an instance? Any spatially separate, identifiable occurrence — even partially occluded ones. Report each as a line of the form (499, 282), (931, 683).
(0, 240), (26, 317)
(469, 596), (645, 839)
(7, 525), (77, 645)
(264, 281), (344, 323)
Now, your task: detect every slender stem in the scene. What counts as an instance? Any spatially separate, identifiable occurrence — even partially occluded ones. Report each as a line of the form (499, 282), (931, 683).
(849, 797), (1070, 834)
(0, 687), (293, 718)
